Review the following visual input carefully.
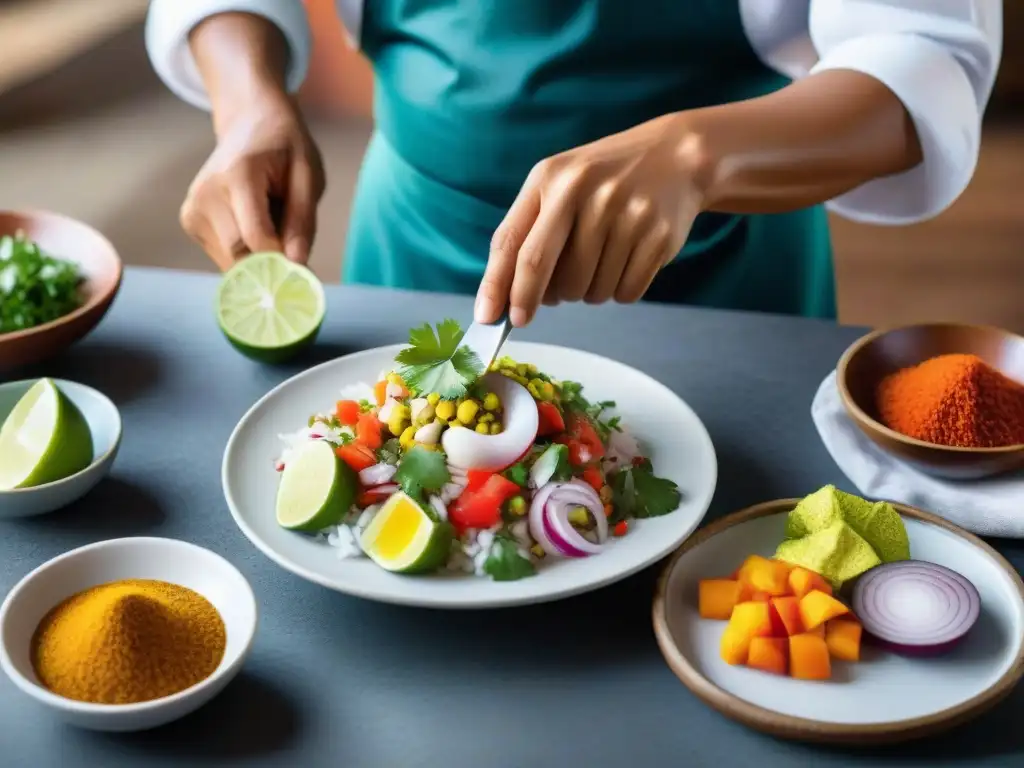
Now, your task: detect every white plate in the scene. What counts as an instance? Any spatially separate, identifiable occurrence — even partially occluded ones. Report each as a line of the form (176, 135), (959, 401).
(223, 342), (717, 608)
(653, 500), (1024, 744)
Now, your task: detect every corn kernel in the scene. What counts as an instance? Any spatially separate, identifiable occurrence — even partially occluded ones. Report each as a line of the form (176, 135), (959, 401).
(482, 392), (501, 411)
(516, 363), (529, 377)
(399, 425), (417, 448)
(475, 422), (490, 434)
(506, 496), (527, 517)
(388, 415), (409, 437)
(457, 400), (480, 424)
(530, 544), (546, 559)
(449, 419), (462, 429)
(426, 393), (440, 406)
(568, 506), (591, 527)
(525, 363), (538, 375)
(386, 372), (405, 386)
(435, 400), (455, 421)
(414, 403), (435, 426)
(478, 413), (494, 424)
(490, 422), (503, 435)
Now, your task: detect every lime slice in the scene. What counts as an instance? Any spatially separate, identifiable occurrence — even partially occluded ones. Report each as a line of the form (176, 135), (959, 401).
(359, 492), (455, 574)
(0, 378), (93, 490)
(275, 439), (357, 532)
(216, 251), (326, 363)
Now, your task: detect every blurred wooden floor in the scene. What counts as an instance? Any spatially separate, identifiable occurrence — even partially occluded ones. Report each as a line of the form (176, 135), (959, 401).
(0, 21), (1021, 331)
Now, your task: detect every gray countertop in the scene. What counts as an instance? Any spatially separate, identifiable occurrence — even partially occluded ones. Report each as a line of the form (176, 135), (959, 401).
(1, 267), (1022, 767)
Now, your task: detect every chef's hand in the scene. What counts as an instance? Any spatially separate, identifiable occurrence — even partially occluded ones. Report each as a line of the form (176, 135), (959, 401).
(475, 114), (707, 327)
(179, 89), (325, 271)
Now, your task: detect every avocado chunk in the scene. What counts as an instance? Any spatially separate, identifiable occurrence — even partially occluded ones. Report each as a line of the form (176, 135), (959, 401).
(775, 520), (882, 590)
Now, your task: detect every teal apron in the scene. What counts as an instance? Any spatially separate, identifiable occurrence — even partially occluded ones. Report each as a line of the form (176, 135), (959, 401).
(343, 1), (837, 318)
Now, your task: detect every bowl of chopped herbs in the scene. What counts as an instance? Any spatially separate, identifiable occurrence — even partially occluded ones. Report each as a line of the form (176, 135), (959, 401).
(0, 210), (122, 372)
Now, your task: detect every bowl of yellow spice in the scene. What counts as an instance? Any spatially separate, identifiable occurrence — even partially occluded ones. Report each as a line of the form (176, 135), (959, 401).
(0, 537), (257, 732)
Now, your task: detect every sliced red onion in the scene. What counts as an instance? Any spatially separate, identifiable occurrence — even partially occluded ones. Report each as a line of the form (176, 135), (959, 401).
(364, 483), (399, 500)
(428, 495), (449, 521)
(440, 482), (465, 504)
(852, 560), (981, 657)
(414, 421), (443, 445)
(385, 381), (405, 399)
(359, 462), (397, 487)
(528, 481), (608, 558)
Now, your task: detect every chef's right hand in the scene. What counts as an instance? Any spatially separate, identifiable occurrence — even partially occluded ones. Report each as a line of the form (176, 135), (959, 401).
(179, 89), (325, 271)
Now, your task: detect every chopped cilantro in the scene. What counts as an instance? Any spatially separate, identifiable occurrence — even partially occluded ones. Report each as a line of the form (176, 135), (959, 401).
(558, 381), (621, 442)
(358, 399), (374, 413)
(502, 461), (529, 488)
(483, 534), (536, 581)
(0, 233), (84, 334)
(394, 445), (451, 500)
(609, 458), (682, 523)
(377, 438), (402, 465)
(394, 319), (484, 399)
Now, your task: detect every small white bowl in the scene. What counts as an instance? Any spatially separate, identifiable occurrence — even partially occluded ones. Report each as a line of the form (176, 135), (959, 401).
(0, 378), (122, 519)
(0, 537), (258, 732)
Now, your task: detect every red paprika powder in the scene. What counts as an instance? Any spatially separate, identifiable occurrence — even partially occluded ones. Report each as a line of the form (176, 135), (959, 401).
(875, 353), (1024, 448)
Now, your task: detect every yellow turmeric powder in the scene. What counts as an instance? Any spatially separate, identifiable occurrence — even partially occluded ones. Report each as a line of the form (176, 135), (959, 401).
(30, 579), (226, 705)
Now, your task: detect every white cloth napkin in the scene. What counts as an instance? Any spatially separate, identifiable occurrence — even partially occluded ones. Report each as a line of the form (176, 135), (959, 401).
(811, 370), (1024, 539)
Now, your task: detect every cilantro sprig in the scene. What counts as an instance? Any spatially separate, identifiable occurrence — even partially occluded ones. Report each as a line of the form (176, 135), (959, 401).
(609, 458), (682, 524)
(483, 534), (536, 581)
(393, 445), (451, 502)
(0, 233), (84, 334)
(394, 319), (485, 400)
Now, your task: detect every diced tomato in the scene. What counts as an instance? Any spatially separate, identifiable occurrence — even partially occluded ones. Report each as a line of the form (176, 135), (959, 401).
(356, 412), (384, 449)
(449, 474), (521, 532)
(561, 412), (605, 466)
(632, 456), (646, 467)
(358, 487), (393, 506)
(613, 520), (629, 537)
(582, 466), (605, 492)
(465, 469), (493, 493)
(536, 401), (565, 437)
(373, 380), (388, 407)
(336, 443), (377, 472)
(334, 399), (362, 426)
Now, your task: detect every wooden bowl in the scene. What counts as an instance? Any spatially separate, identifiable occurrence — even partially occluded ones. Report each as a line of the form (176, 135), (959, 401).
(0, 210), (122, 372)
(836, 323), (1024, 480)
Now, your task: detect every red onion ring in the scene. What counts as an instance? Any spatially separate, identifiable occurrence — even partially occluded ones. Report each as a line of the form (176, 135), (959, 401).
(528, 481), (607, 558)
(851, 560), (981, 657)
(359, 462), (398, 487)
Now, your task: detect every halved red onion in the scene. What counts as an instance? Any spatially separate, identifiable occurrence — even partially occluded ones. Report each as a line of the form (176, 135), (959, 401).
(359, 462), (398, 487)
(528, 481), (607, 558)
(851, 560), (981, 657)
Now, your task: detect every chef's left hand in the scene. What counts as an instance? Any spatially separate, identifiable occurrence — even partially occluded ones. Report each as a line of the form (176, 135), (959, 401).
(475, 114), (707, 327)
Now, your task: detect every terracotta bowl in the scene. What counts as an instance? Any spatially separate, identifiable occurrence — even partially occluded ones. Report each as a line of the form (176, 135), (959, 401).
(0, 210), (122, 373)
(836, 323), (1024, 480)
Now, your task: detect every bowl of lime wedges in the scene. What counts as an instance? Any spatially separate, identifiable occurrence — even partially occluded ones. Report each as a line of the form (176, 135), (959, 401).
(0, 378), (121, 519)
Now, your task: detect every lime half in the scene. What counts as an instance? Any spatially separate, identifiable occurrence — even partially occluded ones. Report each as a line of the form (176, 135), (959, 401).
(275, 439), (357, 532)
(360, 492), (455, 574)
(216, 251), (326, 363)
(0, 378), (94, 490)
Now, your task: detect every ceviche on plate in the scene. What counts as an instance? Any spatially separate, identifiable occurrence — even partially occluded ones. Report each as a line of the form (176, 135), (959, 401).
(273, 320), (682, 582)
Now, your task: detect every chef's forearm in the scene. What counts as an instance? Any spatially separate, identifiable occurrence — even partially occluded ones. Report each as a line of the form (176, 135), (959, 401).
(675, 70), (924, 215)
(189, 12), (291, 136)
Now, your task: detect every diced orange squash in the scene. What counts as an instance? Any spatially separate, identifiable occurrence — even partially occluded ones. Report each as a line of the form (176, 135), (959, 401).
(698, 579), (745, 620)
(789, 633), (832, 681)
(748, 637), (788, 676)
(788, 567), (832, 599)
(807, 623), (826, 639)
(825, 618), (862, 662)
(769, 596), (803, 636)
(719, 601), (774, 665)
(737, 555), (792, 597)
(373, 380), (388, 406)
(798, 589), (849, 631)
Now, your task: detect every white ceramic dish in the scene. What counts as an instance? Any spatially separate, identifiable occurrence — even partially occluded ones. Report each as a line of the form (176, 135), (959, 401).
(0, 537), (258, 732)
(223, 341), (718, 609)
(653, 499), (1024, 744)
(0, 378), (121, 519)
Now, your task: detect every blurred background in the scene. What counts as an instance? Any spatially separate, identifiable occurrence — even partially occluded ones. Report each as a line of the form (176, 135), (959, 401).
(0, 0), (1020, 330)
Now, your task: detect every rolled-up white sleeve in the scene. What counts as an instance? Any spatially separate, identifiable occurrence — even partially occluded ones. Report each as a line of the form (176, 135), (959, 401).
(145, 0), (312, 112)
(807, 0), (1002, 224)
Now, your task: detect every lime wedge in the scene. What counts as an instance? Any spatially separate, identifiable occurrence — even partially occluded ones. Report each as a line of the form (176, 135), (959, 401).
(275, 439), (357, 532)
(359, 492), (454, 574)
(0, 378), (93, 490)
(216, 251), (326, 363)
